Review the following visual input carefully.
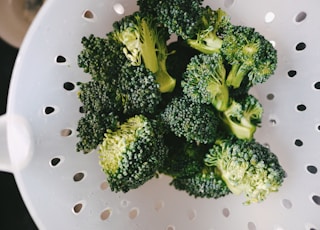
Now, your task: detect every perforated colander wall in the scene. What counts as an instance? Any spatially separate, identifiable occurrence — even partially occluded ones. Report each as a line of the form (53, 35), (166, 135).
(7, 0), (320, 229)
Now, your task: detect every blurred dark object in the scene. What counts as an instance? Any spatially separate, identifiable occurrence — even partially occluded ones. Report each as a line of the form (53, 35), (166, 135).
(0, 38), (38, 229)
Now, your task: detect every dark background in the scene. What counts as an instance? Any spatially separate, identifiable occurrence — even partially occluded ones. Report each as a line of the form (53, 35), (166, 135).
(0, 38), (38, 229)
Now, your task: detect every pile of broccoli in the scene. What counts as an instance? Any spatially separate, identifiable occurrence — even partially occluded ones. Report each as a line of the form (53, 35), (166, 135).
(75, 0), (285, 205)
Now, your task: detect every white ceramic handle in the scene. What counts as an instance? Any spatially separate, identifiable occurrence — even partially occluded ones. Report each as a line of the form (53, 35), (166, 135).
(0, 114), (33, 173)
(0, 114), (12, 172)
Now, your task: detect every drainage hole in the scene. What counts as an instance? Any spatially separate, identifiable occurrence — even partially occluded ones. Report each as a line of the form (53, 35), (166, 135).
(307, 165), (318, 174)
(129, 207), (139, 219)
(288, 70), (297, 78)
(295, 11), (307, 23)
(73, 202), (84, 214)
(296, 42), (306, 51)
(61, 128), (72, 137)
(63, 82), (75, 91)
(100, 208), (112, 221)
(297, 104), (307, 111)
(44, 106), (56, 115)
(73, 172), (85, 182)
(50, 157), (62, 167)
(294, 139), (303, 147)
(55, 55), (66, 64)
(113, 3), (125, 15)
(83, 10), (94, 19)
(311, 195), (320, 206)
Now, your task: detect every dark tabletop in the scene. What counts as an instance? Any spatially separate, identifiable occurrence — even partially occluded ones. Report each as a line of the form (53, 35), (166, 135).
(0, 38), (38, 229)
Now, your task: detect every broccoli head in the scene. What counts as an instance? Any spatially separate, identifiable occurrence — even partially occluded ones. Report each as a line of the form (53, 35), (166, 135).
(220, 94), (263, 140)
(77, 33), (127, 81)
(118, 62), (162, 115)
(99, 115), (168, 192)
(161, 139), (231, 198)
(76, 111), (119, 153)
(113, 11), (176, 93)
(161, 95), (220, 144)
(221, 25), (277, 89)
(182, 53), (229, 111)
(154, 0), (231, 54)
(205, 138), (286, 204)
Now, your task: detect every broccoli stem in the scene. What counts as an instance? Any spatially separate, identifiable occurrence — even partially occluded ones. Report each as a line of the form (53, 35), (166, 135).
(187, 35), (222, 54)
(226, 64), (249, 89)
(156, 59), (176, 93)
(206, 80), (229, 111)
(140, 19), (159, 73)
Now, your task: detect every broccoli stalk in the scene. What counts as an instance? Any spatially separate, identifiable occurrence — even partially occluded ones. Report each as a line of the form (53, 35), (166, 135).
(220, 94), (263, 140)
(187, 7), (231, 54)
(113, 12), (176, 93)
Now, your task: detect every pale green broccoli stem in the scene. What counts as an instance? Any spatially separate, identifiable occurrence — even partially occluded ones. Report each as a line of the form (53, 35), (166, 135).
(226, 63), (249, 89)
(140, 19), (159, 73)
(155, 58), (176, 93)
(187, 8), (226, 54)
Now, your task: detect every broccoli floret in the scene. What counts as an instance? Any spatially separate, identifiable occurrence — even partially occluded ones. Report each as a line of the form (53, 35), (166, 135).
(220, 94), (263, 140)
(76, 111), (119, 153)
(99, 115), (168, 192)
(161, 139), (231, 198)
(221, 25), (277, 89)
(113, 11), (176, 93)
(182, 53), (229, 111)
(154, 0), (231, 54)
(205, 138), (286, 204)
(161, 95), (220, 144)
(77, 80), (121, 114)
(118, 62), (162, 115)
(77, 33), (127, 81)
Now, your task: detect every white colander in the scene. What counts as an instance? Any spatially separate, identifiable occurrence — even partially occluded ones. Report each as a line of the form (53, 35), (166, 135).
(1, 0), (320, 229)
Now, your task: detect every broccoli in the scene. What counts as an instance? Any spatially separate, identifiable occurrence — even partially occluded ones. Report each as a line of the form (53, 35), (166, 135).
(76, 80), (121, 153)
(77, 33), (127, 81)
(76, 111), (119, 153)
(182, 53), (229, 111)
(152, 0), (231, 54)
(161, 95), (220, 144)
(161, 139), (231, 198)
(118, 62), (162, 115)
(221, 25), (277, 89)
(220, 94), (263, 140)
(205, 137), (286, 204)
(113, 11), (176, 93)
(99, 115), (168, 192)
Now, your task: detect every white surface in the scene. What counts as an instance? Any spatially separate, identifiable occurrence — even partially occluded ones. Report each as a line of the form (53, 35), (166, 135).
(3, 0), (320, 229)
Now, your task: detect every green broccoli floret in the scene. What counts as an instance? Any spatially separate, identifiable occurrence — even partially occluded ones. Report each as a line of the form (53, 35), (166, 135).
(99, 115), (168, 192)
(161, 95), (220, 144)
(182, 53), (229, 111)
(113, 11), (176, 93)
(77, 80), (121, 114)
(161, 139), (231, 198)
(205, 138), (286, 204)
(76, 80), (121, 153)
(118, 62), (162, 115)
(77, 33), (127, 81)
(220, 94), (263, 140)
(221, 25), (277, 89)
(76, 111), (119, 153)
(153, 0), (231, 54)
